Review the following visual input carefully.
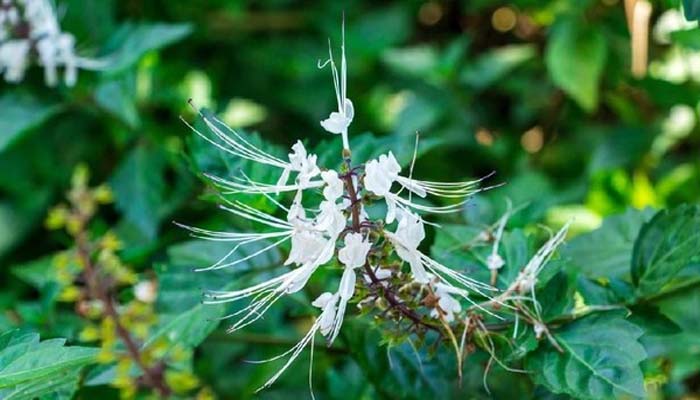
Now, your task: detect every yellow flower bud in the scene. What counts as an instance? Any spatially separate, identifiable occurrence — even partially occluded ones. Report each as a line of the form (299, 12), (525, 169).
(196, 386), (217, 400)
(45, 205), (69, 230)
(58, 285), (81, 302)
(165, 370), (200, 393)
(79, 325), (100, 342)
(93, 184), (114, 204)
(72, 164), (90, 189)
(100, 231), (123, 251)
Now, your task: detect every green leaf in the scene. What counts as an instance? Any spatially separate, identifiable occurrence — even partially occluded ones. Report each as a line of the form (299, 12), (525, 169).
(683, 0), (700, 21)
(526, 312), (647, 400)
(563, 208), (655, 279)
(461, 44), (536, 89)
(631, 205), (700, 296)
(0, 93), (62, 153)
(670, 28), (700, 50)
(148, 239), (282, 349)
(110, 145), (166, 239)
(103, 23), (192, 73)
(0, 330), (97, 391)
(545, 18), (606, 112)
(431, 226), (532, 289)
(95, 73), (140, 128)
(0, 369), (80, 400)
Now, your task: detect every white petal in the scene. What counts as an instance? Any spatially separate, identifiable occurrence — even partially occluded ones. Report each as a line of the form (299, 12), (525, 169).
(339, 267), (357, 301)
(343, 98), (354, 121)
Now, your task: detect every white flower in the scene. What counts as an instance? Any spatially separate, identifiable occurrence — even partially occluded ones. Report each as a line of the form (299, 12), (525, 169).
(319, 23), (353, 150)
(133, 280), (157, 303)
(0, 39), (31, 82)
(321, 98), (354, 135)
(338, 232), (371, 270)
(315, 200), (346, 238)
(431, 283), (462, 322)
(0, 0), (103, 86)
(364, 152), (401, 196)
(515, 222), (570, 296)
(387, 212), (428, 282)
(486, 254), (505, 271)
(286, 230), (330, 266)
(312, 292), (339, 336)
(365, 151), (488, 223)
(321, 170), (344, 202)
(179, 20), (494, 396)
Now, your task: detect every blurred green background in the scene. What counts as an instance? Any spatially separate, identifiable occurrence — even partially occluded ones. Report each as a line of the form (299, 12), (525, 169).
(1, 0), (700, 398)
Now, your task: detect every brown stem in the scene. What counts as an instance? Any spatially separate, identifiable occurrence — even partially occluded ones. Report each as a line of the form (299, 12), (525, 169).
(75, 228), (170, 397)
(341, 160), (442, 335)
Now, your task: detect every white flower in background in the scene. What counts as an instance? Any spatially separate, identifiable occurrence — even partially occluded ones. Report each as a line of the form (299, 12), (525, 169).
(0, 0), (102, 86)
(0, 39), (30, 82)
(180, 22), (511, 396)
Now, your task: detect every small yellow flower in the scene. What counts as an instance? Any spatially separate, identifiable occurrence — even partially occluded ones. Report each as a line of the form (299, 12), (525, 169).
(79, 325), (101, 342)
(93, 184), (114, 204)
(45, 205), (69, 230)
(165, 369), (200, 393)
(58, 285), (81, 302)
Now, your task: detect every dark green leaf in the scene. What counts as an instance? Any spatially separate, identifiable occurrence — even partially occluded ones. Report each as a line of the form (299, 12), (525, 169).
(0, 93), (62, 153)
(94, 73), (140, 128)
(526, 312), (647, 400)
(103, 23), (192, 73)
(631, 205), (700, 296)
(683, 0), (700, 20)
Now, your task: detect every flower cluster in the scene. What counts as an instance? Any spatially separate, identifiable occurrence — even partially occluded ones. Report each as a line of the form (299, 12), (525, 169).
(0, 0), (101, 86)
(182, 26), (570, 395)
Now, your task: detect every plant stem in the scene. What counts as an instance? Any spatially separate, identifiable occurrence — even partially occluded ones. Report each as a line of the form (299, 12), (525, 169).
(75, 227), (171, 397)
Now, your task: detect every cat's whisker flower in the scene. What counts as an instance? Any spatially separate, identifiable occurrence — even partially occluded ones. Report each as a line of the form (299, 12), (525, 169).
(365, 151), (489, 223)
(180, 20), (497, 394)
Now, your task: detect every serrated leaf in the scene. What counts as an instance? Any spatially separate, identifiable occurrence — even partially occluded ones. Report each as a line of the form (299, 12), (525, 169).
(526, 312), (647, 400)
(563, 208), (655, 279)
(0, 93), (62, 153)
(631, 205), (700, 296)
(103, 23), (192, 73)
(0, 330), (97, 391)
(546, 18), (606, 112)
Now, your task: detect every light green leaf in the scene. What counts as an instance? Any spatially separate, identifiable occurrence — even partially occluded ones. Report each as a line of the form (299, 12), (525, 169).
(0, 93), (62, 153)
(631, 205), (700, 296)
(545, 18), (607, 112)
(103, 23), (192, 73)
(563, 208), (655, 279)
(0, 330), (97, 391)
(526, 312), (647, 400)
